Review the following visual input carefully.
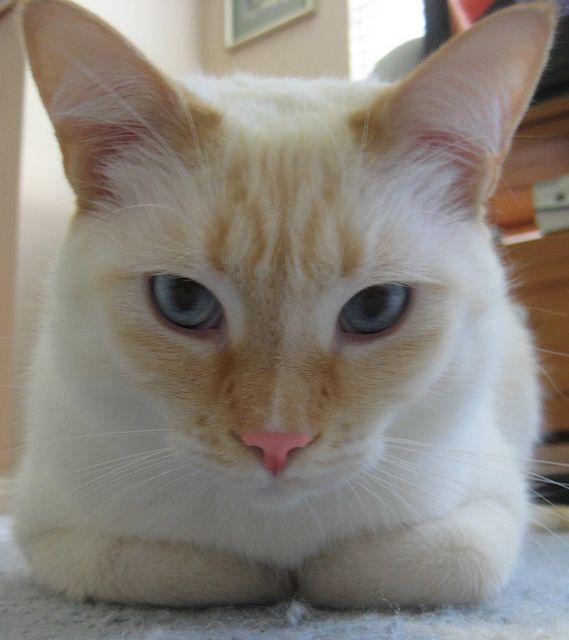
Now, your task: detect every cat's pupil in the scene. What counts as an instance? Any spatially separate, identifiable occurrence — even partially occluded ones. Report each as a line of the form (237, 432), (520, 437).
(339, 284), (409, 335)
(151, 275), (221, 330)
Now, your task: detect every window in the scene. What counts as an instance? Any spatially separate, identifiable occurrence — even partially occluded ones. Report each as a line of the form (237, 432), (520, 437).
(348, 0), (425, 80)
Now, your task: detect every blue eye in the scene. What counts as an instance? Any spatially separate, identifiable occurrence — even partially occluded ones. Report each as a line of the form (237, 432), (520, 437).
(150, 275), (222, 330)
(339, 284), (410, 335)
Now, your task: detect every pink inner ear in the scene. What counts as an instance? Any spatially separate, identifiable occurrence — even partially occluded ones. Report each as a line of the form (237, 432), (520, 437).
(413, 129), (490, 203)
(415, 130), (480, 166)
(60, 120), (147, 201)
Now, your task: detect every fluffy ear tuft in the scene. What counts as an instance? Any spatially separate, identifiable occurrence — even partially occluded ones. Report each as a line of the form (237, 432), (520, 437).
(21, 0), (220, 205)
(354, 2), (556, 208)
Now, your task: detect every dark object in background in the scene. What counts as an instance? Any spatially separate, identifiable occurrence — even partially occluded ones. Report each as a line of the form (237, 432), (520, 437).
(424, 0), (451, 54)
(424, 0), (569, 103)
(533, 474), (569, 505)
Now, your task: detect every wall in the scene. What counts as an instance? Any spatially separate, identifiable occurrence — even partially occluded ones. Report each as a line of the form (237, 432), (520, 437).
(0, 2), (23, 474)
(201, 0), (349, 77)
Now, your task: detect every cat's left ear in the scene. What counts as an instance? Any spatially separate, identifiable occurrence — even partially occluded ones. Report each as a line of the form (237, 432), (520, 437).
(355, 2), (556, 207)
(21, 0), (220, 205)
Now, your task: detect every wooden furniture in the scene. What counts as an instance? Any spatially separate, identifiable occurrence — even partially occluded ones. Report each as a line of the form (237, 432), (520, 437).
(504, 233), (569, 438)
(490, 97), (569, 462)
(491, 95), (569, 241)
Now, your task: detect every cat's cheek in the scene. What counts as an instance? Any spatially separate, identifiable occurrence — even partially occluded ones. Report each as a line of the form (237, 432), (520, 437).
(151, 318), (229, 352)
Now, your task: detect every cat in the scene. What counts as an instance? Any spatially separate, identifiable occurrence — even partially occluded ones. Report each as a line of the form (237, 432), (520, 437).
(12, 0), (555, 609)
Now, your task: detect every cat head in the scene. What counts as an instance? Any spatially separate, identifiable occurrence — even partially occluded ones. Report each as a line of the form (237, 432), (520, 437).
(22, 0), (554, 508)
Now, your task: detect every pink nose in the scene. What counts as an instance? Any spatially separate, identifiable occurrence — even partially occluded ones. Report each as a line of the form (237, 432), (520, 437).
(239, 432), (313, 474)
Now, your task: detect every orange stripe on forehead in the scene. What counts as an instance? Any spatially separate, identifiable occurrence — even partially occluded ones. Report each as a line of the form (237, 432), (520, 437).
(204, 137), (364, 283)
(348, 88), (395, 153)
(301, 204), (323, 276)
(206, 212), (231, 273)
(339, 224), (363, 278)
(245, 200), (268, 271)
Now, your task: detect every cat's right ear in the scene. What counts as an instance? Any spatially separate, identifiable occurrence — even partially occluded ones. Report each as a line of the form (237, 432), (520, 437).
(351, 2), (555, 209)
(21, 0), (220, 205)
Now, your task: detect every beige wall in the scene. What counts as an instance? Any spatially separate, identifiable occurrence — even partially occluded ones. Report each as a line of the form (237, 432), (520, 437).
(0, 3), (23, 473)
(201, 0), (349, 77)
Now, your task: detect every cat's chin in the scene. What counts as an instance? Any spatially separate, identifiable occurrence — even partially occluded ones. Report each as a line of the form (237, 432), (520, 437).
(240, 475), (327, 512)
(239, 463), (372, 512)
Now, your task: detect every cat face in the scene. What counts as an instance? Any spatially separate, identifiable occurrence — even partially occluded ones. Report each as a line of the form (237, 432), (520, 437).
(55, 83), (496, 507)
(23, 0), (554, 508)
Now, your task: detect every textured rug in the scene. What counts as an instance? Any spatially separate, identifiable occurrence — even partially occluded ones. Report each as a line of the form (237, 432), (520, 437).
(1, 516), (568, 640)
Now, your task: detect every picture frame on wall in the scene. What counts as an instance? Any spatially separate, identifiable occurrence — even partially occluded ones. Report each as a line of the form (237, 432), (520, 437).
(225, 0), (315, 48)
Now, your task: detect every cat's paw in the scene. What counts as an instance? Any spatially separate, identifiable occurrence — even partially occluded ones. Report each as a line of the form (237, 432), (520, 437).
(16, 526), (292, 606)
(297, 499), (522, 609)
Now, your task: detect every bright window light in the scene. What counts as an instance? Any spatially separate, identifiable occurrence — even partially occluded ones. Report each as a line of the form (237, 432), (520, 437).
(349, 0), (425, 80)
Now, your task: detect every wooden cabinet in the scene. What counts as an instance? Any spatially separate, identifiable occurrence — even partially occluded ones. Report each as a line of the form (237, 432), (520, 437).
(490, 96), (569, 460)
(491, 96), (569, 241)
(504, 233), (569, 438)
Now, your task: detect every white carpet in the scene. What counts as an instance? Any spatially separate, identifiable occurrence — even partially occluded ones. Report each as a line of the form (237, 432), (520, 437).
(1, 516), (568, 640)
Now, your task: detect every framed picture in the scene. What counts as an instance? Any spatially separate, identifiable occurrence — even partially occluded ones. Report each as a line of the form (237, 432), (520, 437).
(225, 0), (315, 48)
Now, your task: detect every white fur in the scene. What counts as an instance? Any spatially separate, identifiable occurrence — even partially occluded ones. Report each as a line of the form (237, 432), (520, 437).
(13, 0), (553, 609)
(12, 77), (538, 602)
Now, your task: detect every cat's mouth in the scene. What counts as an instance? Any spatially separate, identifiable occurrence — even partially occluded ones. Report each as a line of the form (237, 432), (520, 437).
(237, 452), (372, 512)
(243, 474), (321, 511)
